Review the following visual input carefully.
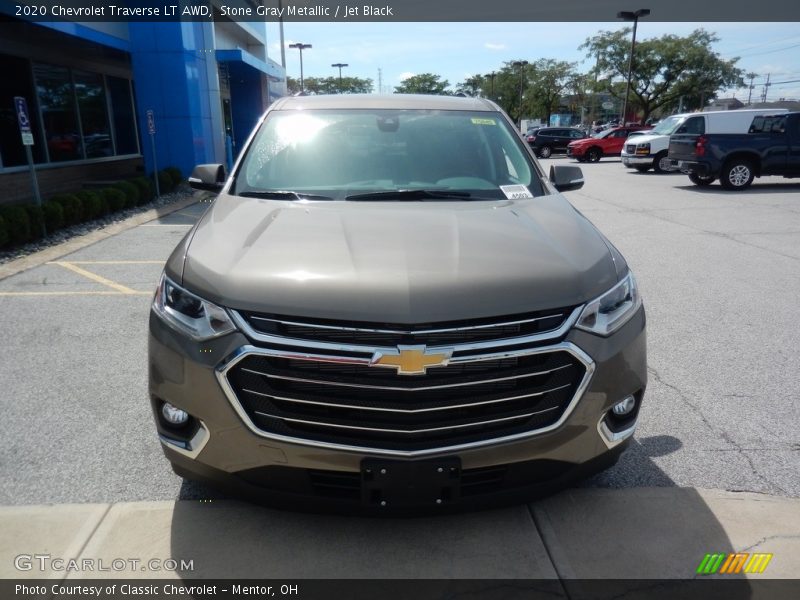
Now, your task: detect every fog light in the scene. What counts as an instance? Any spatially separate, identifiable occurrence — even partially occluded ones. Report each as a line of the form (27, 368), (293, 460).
(612, 395), (636, 417)
(162, 402), (189, 426)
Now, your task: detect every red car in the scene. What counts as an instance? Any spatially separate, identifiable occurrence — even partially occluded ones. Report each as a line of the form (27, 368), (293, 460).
(567, 126), (652, 162)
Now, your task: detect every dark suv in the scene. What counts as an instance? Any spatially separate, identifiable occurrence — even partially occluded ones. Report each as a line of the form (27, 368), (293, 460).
(527, 127), (588, 158)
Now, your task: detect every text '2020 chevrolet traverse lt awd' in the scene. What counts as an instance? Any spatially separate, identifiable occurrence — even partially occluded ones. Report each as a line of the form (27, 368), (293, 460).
(149, 94), (646, 512)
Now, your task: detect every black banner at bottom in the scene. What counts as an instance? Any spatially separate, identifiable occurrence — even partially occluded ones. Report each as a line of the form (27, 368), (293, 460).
(4, 579), (800, 600)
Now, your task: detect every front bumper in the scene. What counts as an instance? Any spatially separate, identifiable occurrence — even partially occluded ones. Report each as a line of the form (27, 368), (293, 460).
(148, 306), (647, 511)
(621, 154), (654, 167)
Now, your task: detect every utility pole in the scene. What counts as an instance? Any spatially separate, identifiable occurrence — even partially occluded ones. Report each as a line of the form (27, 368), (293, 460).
(486, 71), (496, 100)
(288, 43), (312, 92)
(761, 73), (771, 103)
(746, 72), (757, 105)
(617, 9), (650, 124)
(512, 60), (528, 129)
(277, 0), (286, 68)
(378, 68), (383, 94)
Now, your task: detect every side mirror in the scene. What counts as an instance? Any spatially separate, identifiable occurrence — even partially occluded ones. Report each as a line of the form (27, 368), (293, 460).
(549, 165), (584, 192)
(188, 164), (226, 192)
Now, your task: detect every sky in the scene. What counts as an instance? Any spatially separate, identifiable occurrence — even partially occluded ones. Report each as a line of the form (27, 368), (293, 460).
(265, 22), (800, 101)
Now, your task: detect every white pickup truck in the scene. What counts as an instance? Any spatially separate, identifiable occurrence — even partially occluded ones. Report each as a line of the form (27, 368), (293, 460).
(620, 108), (788, 173)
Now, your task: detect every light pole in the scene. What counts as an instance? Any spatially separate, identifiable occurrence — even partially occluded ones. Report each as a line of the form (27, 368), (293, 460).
(288, 42), (312, 92)
(617, 9), (649, 125)
(512, 60), (528, 129)
(331, 63), (349, 92)
(486, 71), (496, 100)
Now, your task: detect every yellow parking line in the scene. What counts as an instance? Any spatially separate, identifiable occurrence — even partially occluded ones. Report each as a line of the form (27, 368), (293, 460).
(52, 261), (139, 294)
(49, 260), (165, 265)
(0, 291), (151, 297)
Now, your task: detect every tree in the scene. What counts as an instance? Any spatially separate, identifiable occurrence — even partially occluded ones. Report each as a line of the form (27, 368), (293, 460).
(286, 76), (373, 95)
(455, 75), (484, 97)
(394, 73), (451, 95)
(581, 28), (742, 121)
(528, 59), (577, 124)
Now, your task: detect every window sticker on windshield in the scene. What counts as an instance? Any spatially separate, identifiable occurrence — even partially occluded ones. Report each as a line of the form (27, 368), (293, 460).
(471, 117), (496, 126)
(500, 185), (533, 199)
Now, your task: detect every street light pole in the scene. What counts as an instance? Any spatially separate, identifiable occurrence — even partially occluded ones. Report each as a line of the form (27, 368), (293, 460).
(288, 42), (312, 92)
(331, 63), (349, 93)
(512, 60), (528, 129)
(486, 71), (496, 100)
(617, 8), (649, 125)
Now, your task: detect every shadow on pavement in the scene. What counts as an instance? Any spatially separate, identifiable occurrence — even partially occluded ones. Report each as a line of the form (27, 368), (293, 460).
(675, 182), (800, 195)
(168, 438), (751, 595)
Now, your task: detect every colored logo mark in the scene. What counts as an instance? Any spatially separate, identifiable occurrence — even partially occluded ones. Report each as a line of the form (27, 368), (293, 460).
(696, 552), (773, 575)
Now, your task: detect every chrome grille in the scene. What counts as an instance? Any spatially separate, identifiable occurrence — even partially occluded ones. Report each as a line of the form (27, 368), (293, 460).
(218, 309), (593, 456)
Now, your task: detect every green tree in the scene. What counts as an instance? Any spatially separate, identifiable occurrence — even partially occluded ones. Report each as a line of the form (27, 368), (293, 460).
(286, 76), (373, 95)
(394, 73), (451, 95)
(528, 59), (577, 124)
(455, 75), (484, 97)
(581, 28), (742, 121)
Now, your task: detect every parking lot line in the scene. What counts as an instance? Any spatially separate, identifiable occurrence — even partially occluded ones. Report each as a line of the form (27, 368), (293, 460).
(62, 260), (165, 265)
(50, 261), (141, 294)
(140, 223), (193, 227)
(0, 290), (151, 297)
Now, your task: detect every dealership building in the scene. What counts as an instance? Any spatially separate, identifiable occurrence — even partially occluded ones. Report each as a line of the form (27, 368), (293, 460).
(0, 13), (286, 204)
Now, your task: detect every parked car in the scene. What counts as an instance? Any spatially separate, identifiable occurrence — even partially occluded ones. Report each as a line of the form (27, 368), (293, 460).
(151, 94), (647, 511)
(528, 127), (588, 158)
(567, 125), (652, 162)
(621, 108), (788, 174)
(668, 112), (800, 190)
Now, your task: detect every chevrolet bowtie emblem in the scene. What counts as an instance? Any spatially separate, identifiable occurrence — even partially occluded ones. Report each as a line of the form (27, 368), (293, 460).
(370, 345), (453, 376)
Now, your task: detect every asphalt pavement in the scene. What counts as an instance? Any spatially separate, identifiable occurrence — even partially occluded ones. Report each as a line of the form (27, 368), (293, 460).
(0, 157), (800, 578)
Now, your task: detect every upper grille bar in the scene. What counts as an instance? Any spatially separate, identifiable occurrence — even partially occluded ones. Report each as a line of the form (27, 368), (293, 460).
(248, 312), (565, 335)
(230, 306), (583, 354)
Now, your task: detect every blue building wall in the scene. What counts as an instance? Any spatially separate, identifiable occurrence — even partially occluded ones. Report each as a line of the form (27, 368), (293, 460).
(128, 22), (224, 180)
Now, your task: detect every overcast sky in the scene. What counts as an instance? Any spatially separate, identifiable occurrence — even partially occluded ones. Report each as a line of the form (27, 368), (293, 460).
(266, 22), (800, 100)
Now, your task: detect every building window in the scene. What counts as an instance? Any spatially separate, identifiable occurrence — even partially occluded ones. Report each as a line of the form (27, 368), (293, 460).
(107, 76), (138, 156)
(33, 62), (82, 162)
(74, 70), (112, 158)
(0, 53), (46, 167)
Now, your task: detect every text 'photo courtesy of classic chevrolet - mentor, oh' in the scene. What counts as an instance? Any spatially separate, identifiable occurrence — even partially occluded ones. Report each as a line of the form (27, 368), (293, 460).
(148, 95), (647, 513)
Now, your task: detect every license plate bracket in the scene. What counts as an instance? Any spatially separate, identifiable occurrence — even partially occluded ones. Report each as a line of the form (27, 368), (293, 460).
(361, 457), (461, 509)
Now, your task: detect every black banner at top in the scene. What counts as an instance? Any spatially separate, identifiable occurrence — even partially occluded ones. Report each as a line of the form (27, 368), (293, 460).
(1, 0), (800, 22)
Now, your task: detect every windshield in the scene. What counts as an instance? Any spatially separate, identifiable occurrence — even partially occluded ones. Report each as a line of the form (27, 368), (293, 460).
(650, 115), (686, 135)
(234, 109), (543, 200)
(592, 129), (614, 139)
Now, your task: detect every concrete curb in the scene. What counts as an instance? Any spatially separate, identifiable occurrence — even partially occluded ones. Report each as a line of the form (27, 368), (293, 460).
(0, 194), (207, 282)
(1, 488), (797, 579)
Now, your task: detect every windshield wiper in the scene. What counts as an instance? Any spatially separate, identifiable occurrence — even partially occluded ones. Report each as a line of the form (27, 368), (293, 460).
(345, 189), (473, 201)
(238, 190), (333, 200)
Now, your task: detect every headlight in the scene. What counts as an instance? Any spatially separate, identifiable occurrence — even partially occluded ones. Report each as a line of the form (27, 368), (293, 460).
(575, 272), (642, 336)
(152, 274), (236, 340)
(635, 143), (650, 155)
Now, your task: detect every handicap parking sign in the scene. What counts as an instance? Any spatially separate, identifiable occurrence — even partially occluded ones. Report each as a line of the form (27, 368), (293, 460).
(14, 96), (34, 145)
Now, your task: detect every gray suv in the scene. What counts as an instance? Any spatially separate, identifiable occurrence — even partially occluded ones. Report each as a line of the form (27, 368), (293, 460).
(149, 94), (646, 512)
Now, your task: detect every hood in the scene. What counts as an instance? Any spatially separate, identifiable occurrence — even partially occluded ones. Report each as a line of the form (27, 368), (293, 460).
(568, 138), (594, 147)
(178, 194), (618, 323)
(624, 133), (667, 145)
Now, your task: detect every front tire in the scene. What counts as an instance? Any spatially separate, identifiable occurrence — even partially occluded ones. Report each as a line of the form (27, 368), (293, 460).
(538, 145), (552, 159)
(653, 151), (672, 174)
(587, 147), (601, 162)
(688, 172), (715, 186)
(720, 159), (755, 190)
